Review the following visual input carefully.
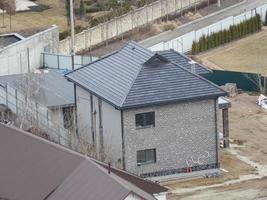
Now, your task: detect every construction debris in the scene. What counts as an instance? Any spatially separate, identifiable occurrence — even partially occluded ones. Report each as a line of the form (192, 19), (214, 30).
(257, 94), (267, 109)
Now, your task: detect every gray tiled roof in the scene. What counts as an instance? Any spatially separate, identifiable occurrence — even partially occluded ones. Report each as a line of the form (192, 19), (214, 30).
(157, 49), (211, 74)
(66, 41), (154, 107)
(66, 41), (226, 109)
(0, 70), (74, 109)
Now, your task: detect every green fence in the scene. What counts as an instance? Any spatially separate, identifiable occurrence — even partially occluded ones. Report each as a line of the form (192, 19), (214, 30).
(202, 70), (266, 92)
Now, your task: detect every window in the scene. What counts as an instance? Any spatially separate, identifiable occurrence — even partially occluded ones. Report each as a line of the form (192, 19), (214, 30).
(135, 112), (155, 128)
(137, 149), (156, 165)
(63, 107), (74, 129)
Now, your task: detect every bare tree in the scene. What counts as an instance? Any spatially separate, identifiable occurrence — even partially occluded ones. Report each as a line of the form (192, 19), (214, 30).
(16, 73), (42, 129)
(0, 0), (16, 29)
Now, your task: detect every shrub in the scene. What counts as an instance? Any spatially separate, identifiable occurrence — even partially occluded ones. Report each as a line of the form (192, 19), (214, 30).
(162, 23), (176, 31)
(192, 15), (262, 55)
(59, 30), (70, 40)
(86, 3), (101, 13)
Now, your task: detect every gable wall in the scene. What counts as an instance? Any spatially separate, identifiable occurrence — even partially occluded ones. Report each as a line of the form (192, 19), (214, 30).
(76, 86), (123, 167)
(122, 99), (218, 176)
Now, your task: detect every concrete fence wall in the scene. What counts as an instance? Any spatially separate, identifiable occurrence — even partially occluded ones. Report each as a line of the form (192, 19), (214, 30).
(0, 26), (59, 76)
(148, 3), (267, 53)
(59, 0), (208, 54)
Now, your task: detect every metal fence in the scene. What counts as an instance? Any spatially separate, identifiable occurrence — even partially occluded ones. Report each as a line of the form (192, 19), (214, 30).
(202, 70), (266, 92)
(41, 53), (98, 70)
(0, 83), (72, 147)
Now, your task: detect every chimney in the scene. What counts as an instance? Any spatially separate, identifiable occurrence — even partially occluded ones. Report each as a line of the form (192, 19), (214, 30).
(108, 162), (111, 174)
(189, 61), (196, 73)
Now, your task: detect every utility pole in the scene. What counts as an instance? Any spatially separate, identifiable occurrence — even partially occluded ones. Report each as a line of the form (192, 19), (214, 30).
(70, 0), (75, 70)
(217, 0), (221, 8)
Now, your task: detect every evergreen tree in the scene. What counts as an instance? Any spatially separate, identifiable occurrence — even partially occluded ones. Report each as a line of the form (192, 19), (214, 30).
(192, 41), (196, 54)
(257, 14), (262, 30)
(265, 10), (267, 26)
(66, 0), (70, 25)
(79, 0), (86, 18)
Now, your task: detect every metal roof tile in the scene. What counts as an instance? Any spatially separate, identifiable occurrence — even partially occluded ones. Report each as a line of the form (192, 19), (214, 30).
(66, 41), (226, 109)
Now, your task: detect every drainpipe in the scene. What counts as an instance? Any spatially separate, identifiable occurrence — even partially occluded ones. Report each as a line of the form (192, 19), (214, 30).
(121, 110), (126, 170)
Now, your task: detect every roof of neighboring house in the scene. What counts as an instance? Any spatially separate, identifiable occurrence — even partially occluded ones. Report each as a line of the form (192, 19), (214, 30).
(0, 33), (24, 49)
(0, 69), (74, 109)
(0, 123), (167, 200)
(66, 41), (227, 110)
(157, 49), (211, 74)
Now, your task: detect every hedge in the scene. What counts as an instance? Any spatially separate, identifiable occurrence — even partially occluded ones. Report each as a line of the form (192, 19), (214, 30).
(192, 14), (262, 55)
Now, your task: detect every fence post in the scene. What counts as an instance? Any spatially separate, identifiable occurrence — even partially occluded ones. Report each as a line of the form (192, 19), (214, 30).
(57, 54), (60, 69)
(42, 53), (45, 68)
(5, 83), (8, 108)
(15, 89), (18, 115)
(36, 102), (39, 127)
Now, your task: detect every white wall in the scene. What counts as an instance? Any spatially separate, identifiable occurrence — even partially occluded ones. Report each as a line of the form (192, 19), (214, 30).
(148, 4), (267, 53)
(154, 193), (167, 200)
(0, 26), (59, 76)
(124, 193), (143, 200)
(76, 86), (123, 167)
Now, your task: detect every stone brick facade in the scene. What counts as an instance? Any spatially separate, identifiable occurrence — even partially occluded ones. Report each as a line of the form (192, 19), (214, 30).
(122, 99), (218, 176)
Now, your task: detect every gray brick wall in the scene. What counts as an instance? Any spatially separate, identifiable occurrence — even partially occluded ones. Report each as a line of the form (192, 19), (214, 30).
(123, 99), (218, 175)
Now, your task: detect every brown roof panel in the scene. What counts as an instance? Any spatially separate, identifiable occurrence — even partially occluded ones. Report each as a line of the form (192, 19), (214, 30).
(94, 160), (168, 195)
(0, 124), (85, 200)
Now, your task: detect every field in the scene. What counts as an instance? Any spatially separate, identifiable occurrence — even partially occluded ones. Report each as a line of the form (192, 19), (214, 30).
(0, 0), (87, 35)
(165, 93), (267, 199)
(195, 27), (267, 76)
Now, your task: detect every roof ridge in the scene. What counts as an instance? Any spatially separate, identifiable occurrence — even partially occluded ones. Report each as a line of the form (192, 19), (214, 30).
(65, 41), (144, 79)
(169, 50), (212, 73)
(64, 42), (134, 77)
(92, 158), (165, 189)
(168, 58), (227, 95)
(120, 42), (156, 107)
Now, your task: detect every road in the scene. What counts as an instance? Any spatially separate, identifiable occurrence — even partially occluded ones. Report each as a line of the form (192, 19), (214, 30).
(140, 0), (267, 48)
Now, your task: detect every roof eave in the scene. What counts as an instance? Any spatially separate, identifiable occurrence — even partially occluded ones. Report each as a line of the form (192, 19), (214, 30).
(121, 93), (227, 110)
(65, 76), (123, 109)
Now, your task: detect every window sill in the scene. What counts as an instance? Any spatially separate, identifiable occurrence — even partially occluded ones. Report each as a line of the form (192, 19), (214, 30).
(136, 125), (155, 130)
(137, 161), (156, 166)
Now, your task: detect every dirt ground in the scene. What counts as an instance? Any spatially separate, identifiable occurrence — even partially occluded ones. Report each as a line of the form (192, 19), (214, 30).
(80, 0), (243, 57)
(165, 93), (267, 200)
(168, 177), (267, 200)
(0, 0), (86, 35)
(195, 27), (267, 76)
(163, 150), (256, 190)
(227, 93), (267, 165)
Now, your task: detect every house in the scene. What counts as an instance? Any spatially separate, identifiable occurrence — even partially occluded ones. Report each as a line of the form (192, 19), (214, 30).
(0, 69), (75, 131)
(65, 41), (227, 178)
(0, 123), (167, 200)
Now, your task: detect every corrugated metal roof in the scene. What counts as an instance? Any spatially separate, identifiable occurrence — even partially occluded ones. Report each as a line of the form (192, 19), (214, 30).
(157, 49), (211, 74)
(0, 123), (167, 200)
(66, 41), (226, 109)
(0, 70), (74, 109)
